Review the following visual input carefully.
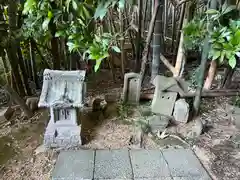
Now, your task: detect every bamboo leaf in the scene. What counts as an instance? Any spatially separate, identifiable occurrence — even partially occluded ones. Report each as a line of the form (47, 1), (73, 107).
(205, 9), (219, 14)
(222, 5), (236, 15)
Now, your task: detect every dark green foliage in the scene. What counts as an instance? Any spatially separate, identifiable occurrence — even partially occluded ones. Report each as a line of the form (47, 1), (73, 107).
(183, 2), (240, 69)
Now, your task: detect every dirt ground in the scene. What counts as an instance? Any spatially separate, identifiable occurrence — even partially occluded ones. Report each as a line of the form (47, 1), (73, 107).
(0, 70), (240, 180)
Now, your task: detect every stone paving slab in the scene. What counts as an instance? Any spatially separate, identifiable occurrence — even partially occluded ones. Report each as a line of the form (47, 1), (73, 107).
(52, 149), (211, 180)
(52, 150), (95, 180)
(162, 149), (211, 180)
(94, 149), (133, 179)
(130, 149), (170, 179)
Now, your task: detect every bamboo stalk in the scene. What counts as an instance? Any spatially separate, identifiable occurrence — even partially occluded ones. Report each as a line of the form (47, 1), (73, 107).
(193, 0), (218, 116)
(204, 60), (217, 89)
(139, 4), (160, 79)
(119, 8), (125, 76)
(135, 0), (143, 72)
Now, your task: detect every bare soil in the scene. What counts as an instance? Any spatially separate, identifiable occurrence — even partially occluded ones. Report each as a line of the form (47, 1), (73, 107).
(0, 70), (240, 180)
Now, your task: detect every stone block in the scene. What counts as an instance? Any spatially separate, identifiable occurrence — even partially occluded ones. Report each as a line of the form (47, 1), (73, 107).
(0, 106), (14, 123)
(148, 115), (170, 133)
(52, 150), (94, 180)
(162, 149), (210, 179)
(151, 91), (178, 116)
(94, 149), (132, 179)
(44, 123), (81, 148)
(130, 149), (171, 179)
(173, 99), (189, 123)
(122, 73), (141, 105)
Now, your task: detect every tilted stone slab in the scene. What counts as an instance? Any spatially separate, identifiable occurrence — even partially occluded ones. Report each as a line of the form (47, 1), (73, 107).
(162, 149), (211, 179)
(94, 149), (133, 179)
(130, 149), (171, 179)
(52, 150), (94, 180)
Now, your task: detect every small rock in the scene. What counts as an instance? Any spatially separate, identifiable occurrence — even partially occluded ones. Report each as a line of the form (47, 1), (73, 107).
(34, 144), (46, 155)
(177, 117), (203, 139)
(173, 98), (190, 124)
(0, 106), (14, 123)
(129, 128), (143, 148)
(148, 115), (170, 134)
(26, 97), (39, 112)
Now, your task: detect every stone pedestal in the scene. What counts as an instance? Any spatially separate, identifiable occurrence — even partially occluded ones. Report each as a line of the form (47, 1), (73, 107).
(44, 123), (81, 148)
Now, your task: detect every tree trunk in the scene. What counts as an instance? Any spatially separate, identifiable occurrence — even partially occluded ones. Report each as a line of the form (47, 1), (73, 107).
(51, 38), (60, 70)
(17, 47), (32, 95)
(7, 0), (26, 96)
(32, 40), (50, 69)
(1, 53), (10, 84)
(30, 39), (39, 89)
(203, 60), (217, 89)
(3, 84), (33, 118)
(221, 66), (235, 88)
(193, 0), (217, 116)
(151, 0), (163, 81)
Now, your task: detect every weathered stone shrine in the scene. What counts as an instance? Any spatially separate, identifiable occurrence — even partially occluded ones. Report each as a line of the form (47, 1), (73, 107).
(38, 69), (86, 148)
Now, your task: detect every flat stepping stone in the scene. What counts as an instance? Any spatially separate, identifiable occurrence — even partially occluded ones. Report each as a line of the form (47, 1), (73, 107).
(130, 149), (170, 179)
(52, 150), (94, 180)
(94, 149), (133, 179)
(162, 149), (211, 180)
(51, 149), (211, 180)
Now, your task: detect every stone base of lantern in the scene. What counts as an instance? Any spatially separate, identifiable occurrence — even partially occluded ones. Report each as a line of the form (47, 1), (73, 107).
(44, 123), (81, 149)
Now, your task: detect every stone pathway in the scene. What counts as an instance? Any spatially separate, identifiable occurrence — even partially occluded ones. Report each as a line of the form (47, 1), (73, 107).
(52, 149), (211, 180)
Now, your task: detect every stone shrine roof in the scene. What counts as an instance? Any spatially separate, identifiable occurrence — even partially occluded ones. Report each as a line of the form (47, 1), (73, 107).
(38, 69), (86, 108)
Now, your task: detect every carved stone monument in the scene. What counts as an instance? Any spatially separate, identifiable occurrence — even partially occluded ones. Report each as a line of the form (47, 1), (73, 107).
(38, 69), (86, 148)
(122, 73), (141, 105)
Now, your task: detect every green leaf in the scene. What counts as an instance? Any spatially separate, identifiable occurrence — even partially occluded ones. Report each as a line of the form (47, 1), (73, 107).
(72, 0), (78, 10)
(94, 3), (108, 20)
(55, 31), (65, 37)
(229, 56), (236, 68)
(65, 0), (71, 12)
(112, 46), (121, 53)
(48, 11), (53, 19)
(93, 52), (109, 72)
(42, 18), (50, 30)
(221, 1), (235, 15)
(94, 59), (102, 72)
(118, 0), (125, 9)
(23, 0), (36, 14)
(67, 42), (80, 52)
(205, 9), (219, 15)
(82, 5), (91, 19)
(212, 51), (221, 60)
(219, 51), (225, 63)
(236, 52), (240, 57)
